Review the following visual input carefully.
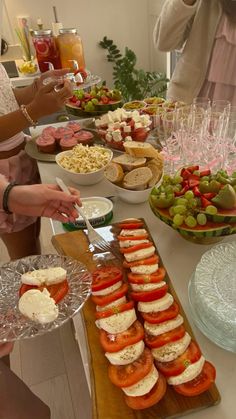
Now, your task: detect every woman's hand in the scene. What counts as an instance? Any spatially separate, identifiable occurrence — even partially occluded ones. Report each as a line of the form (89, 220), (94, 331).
(0, 342), (14, 358)
(7, 183), (82, 222)
(27, 79), (73, 120)
(36, 68), (71, 90)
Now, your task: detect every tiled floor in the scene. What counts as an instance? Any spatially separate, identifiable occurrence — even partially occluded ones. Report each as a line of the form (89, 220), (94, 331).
(0, 218), (92, 419)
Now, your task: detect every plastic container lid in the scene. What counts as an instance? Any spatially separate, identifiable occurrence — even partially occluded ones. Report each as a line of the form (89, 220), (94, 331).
(63, 197), (113, 230)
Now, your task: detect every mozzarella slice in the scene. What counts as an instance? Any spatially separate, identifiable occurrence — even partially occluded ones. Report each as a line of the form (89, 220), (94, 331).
(92, 281), (122, 296)
(144, 315), (184, 337)
(138, 293), (174, 313)
(105, 340), (145, 365)
(119, 239), (149, 248)
(120, 229), (148, 237)
(122, 365), (159, 397)
(96, 296), (127, 312)
(95, 309), (137, 334)
(19, 288), (59, 324)
(131, 281), (166, 292)
(124, 246), (155, 262)
(21, 267), (66, 286)
(130, 264), (159, 275)
(151, 333), (191, 362)
(167, 356), (205, 385)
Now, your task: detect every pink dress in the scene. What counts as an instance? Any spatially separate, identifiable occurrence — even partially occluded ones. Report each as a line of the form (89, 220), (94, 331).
(199, 14), (236, 104)
(0, 64), (40, 234)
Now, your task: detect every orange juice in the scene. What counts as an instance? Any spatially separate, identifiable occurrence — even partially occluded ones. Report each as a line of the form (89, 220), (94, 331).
(57, 28), (86, 71)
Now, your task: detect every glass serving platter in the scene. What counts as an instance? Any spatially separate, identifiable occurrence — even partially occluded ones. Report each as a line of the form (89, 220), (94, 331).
(188, 241), (236, 352)
(0, 254), (92, 342)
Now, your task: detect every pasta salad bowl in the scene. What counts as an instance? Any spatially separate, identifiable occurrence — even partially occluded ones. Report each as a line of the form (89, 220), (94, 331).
(55, 144), (113, 185)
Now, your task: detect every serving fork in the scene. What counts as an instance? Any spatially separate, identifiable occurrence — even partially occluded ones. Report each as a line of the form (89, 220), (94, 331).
(55, 177), (121, 259)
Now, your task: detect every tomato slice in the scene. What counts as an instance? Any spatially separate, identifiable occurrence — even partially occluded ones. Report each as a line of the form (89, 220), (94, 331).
(120, 242), (153, 254)
(156, 341), (202, 377)
(145, 325), (186, 349)
(118, 221), (144, 229)
(118, 234), (149, 241)
(141, 301), (179, 324)
(99, 320), (144, 353)
(95, 301), (134, 319)
(128, 267), (166, 284)
(108, 348), (153, 388)
(92, 266), (123, 292)
(123, 254), (159, 268)
(19, 280), (69, 304)
(173, 361), (216, 396)
(124, 373), (167, 410)
(91, 283), (128, 306)
(131, 284), (168, 302)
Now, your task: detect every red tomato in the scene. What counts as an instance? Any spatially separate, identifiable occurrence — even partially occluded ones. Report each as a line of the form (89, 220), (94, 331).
(156, 341), (202, 377)
(201, 196), (212, 208)
(99, 320), (144, 353)
(145, 325), (186, 349)
(174, 361), (216, 397)
(118, 234), (149, 241)
(132, 128), (149, 142)
(19, 280), (69, 304)
(200, 169), (211, 177)
(128, 267), (166, 284)
(186, 165), (199, 173)
(120, 242), (153, 254)
(131, 284), (168, 302)
(91, 283), (128, 306)
(141, 301), (179, 324)
(108, 348), (153, 388)
(95, 301), (134, 320)
(124, 373), (167, 410)
(92, 266), (123, 292)
(118, 221), (144, 229)
(123, 254), (159, 268)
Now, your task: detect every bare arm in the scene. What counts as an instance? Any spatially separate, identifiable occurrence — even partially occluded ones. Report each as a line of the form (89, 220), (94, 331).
(153, 0), (199, 52)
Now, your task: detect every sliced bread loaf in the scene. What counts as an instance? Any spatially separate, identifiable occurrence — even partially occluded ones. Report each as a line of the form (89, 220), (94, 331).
(112, 154), (146, 171)
(146, 161), (163, 187)
(123, 167), (153, 191)
(105, 162), (124, 183)
(123, 142), (159, 159)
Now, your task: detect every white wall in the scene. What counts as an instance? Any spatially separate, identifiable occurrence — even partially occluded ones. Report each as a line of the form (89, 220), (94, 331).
(3, 0), (167, 86)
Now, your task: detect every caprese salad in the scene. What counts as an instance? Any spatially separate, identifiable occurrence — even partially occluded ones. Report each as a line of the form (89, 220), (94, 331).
(117, 218), (216, 398)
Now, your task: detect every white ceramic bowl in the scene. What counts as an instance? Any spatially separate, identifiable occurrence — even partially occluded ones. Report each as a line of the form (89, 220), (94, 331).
(55, 148), (113, 185)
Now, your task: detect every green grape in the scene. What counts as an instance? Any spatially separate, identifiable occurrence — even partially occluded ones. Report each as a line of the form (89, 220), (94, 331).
(91, 98), (99, 105)
(201, 176), (210, 182)
(197, 213), (207, 226)
(188, 198), (198, 209)
(173, 214), (184, 226)
(173, 184), (182, 192)
(165, 185), (174, 194)
(184, 190), (194, 200)
(169, 206), (175, 217)
(173, 175), (183, 184)
(231, 172), (236, 178)
(205, 205), (218, 215)
(176, 198), (188, 206)
(185, 215), (197, 228)
(163, 174), (172, 184)
(193, 170), (200, 176)
(173, 205), (187, 215)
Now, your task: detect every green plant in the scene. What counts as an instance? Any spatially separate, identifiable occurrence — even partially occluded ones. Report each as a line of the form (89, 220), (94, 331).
(99, 36), (168, 102)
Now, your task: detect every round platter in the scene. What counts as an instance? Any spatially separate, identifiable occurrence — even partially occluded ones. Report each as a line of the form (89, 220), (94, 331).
(188, 241), (236, 352)
(0, 254), (92, 342)
(25, 128), (101, 162)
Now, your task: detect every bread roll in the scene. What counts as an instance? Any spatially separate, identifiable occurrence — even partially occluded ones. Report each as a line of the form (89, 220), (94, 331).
(123, 142), (159, 159)
(123, 167), (153, 191)
(147, 162), (163, 187)
(113, 154), (146, 171)
(105, 162), (124, 183)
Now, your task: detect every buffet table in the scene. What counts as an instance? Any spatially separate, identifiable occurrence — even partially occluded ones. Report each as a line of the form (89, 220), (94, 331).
(35, 127), (236, 419)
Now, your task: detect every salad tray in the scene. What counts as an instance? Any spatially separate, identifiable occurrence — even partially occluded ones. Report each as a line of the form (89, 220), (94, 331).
(52, 220), (220, 419)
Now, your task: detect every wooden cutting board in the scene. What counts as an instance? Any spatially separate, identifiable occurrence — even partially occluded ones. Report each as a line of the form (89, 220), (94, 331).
(52, 221), (221, 419)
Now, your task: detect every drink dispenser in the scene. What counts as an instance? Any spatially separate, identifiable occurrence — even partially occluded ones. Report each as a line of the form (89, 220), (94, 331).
(32, 29), (61, 72)
(57, 28), (86, 72)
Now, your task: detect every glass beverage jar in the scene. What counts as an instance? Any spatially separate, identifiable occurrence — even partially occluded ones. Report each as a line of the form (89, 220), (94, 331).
(57, 28), (86, 71)
(32, 30), (61, 72)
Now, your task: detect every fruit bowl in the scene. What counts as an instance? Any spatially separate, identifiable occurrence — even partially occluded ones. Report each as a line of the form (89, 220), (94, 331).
(149, 166), (236, 243)
(66, 85), (123, 116)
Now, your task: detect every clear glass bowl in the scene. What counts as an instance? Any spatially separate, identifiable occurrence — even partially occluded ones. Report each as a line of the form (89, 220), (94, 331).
(0, 254), (92, 342)
(188, 242), (236, 352)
